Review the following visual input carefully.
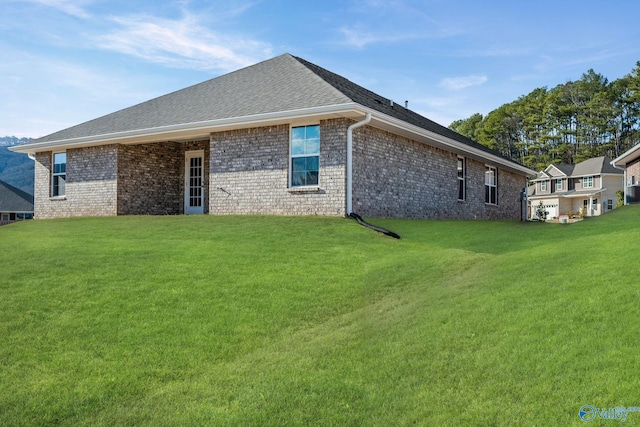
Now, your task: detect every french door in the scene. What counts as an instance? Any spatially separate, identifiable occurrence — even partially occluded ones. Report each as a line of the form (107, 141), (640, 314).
(184, 150), (204, 214)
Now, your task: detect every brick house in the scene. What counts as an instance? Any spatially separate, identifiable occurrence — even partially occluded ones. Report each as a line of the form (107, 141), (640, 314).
(527, 156), (623, 219)
(612, 145), (640, 204)
(11, 54), (534, 220)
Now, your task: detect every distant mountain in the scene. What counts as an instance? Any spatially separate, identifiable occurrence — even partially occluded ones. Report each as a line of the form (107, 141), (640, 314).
(0, 136), (32, 146)
(0, 137), (34, 195)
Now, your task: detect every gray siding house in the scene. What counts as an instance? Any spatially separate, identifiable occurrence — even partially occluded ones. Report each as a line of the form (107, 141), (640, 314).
(11, 54), (535, 220)
(528, 156), (623, 219)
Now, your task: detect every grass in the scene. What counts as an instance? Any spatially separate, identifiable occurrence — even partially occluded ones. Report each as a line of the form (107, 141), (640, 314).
(1, 208), (639, 426)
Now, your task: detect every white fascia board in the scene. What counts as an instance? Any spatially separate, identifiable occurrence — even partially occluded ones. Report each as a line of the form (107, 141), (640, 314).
(612, 144), (640, 167)
(10, 101), (536, 177)
(530, 175), (550, 182)
(571, 173), (621, 179)
(560, 190), (604, 198)
(357, 106), (536, 176)
(544, 165), (566, 176)
(9, 103), (363, 154)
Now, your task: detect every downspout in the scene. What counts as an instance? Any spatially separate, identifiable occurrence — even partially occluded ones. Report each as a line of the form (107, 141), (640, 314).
(346, 113), (371, 215)
(611, 163), (627, 205)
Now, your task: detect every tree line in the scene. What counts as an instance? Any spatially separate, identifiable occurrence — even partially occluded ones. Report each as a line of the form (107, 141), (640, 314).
(449, 62), (640, 171)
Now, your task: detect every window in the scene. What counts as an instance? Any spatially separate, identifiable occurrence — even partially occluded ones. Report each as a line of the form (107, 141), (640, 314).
(607, 199), (613, 210)
(556, 179), (563, 190)
(290, 125), (319, 187)
(52, 152), (66, 197)
(457, 157), (465, 201)
(540, 180), (547, 191)
(583, 176), (594, 188)
(485, 166), (497, 205)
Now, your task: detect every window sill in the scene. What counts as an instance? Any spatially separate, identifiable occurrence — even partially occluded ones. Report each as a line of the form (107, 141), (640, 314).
(485, 203), (498, 207)
(288, 186), (324, 194)
(49, 196), (67, 201)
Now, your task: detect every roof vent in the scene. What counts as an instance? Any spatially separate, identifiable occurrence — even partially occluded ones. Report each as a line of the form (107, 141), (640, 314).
(405, 100), (409, 109)
(390, 100), (394, 107)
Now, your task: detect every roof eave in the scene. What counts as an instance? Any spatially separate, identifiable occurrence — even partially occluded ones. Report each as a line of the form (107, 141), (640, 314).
(9, 103), (364, 154)
(357, 106), (536, 177)
(9, 102), (536, 177)
(612, 144), (640, 167)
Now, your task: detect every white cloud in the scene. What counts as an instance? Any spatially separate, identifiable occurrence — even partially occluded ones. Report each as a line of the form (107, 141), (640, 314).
(97, 11), (272, 72)
(439, 75), (488, 90)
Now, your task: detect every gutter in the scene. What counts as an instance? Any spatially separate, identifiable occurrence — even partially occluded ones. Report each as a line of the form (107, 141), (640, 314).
(8, 103), (364, 154)
(610, 160), (628, 205)
(346, 113), (371, 215)
(354, 106), (536, 177)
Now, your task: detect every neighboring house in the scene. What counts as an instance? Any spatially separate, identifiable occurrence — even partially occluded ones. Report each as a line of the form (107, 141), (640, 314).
(527, 156), (623, 219)
(0, 179), (34, 225)
(611, 144), (640, 204)
(11, 54), (535, 220)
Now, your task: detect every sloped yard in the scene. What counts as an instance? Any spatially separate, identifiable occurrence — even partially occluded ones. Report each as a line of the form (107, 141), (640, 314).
(1, 208), (638, 425)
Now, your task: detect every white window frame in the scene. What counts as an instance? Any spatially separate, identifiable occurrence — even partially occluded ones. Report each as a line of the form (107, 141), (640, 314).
(52, 151), (66, 197)
(556, 179), (563, 190)
(289, 124), (320, 188)
(485, 165), (498, 205)
(540, 180), (547, 191)
(583, 176), (594, 189)
(457, 157), (466, 201)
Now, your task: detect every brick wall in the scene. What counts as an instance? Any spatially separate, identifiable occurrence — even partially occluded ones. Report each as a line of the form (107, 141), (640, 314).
(32, 122), (525, 220)
(34, 146), (118, 219)
(209, 120), (347, 216)
(626, 158), (640, 184)
(117, 140), (210, 215)
(352, 126), (525, 220)
(117, 142), (181, 215)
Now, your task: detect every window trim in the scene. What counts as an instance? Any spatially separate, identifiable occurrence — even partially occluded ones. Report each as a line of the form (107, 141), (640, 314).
(540, 180), (547, 191)
(51, 151), (67, 198)
(583, 176), (594, 189)
(485, 165), (498, 205)
(289, 124), (320, 188)
(457, 157), (466, 201)
(556, 178), (563, 190)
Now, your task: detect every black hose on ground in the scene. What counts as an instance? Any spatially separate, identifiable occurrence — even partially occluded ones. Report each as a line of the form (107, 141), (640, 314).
(349, 212), (400, 239)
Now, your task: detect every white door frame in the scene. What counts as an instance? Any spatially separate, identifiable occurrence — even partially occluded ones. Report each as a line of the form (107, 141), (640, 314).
(184, 150), (205, 215)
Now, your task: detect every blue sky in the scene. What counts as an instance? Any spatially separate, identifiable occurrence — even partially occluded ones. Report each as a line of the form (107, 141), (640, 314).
(2, 0), (639, 138)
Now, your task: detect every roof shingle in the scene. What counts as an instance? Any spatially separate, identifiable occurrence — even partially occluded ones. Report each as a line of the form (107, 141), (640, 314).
(0, 180), (34, 212)
(16, 53), (525, 167)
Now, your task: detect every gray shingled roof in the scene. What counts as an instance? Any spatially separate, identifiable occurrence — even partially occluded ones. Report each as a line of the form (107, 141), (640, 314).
(545, 164), (574, 176)
(293, 56), (505, 158)
(29, 54), (352, 144)
(16, 53), (522, 165)
(0, 180), (34, 212)
(572, 156), (622, 176)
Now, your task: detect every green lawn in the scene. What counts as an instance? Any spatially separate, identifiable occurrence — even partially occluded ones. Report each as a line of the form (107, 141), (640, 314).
(1, 208), (639, 426)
